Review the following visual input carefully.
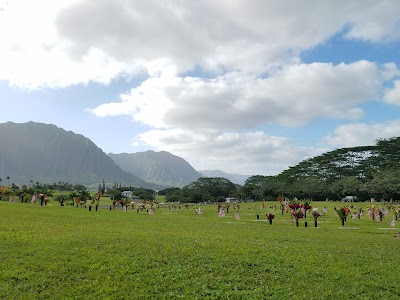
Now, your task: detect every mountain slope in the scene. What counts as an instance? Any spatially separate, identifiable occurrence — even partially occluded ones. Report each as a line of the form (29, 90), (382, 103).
(0, 121), (159, 189)
(199, 170), (250, 185)
(108, 151), (202, 187)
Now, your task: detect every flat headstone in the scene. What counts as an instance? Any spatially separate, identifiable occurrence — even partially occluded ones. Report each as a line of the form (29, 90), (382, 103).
(338, 227), (360, 230)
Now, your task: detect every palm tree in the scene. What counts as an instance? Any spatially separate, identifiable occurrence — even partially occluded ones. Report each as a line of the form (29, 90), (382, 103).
(77, 190), (92, 209)
(68, 191), (78, 207)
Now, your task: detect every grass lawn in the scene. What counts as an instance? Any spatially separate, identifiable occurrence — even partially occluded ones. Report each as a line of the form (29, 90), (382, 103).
(0, 200), (399, 299)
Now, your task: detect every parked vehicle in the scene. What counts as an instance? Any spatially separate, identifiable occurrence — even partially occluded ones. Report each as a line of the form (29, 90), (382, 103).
(342, 195), (358, 202)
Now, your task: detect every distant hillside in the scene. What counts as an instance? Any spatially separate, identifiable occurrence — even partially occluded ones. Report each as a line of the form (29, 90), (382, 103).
(0, 121), (160, 189)
(108, 151), (202, 187)
(199, 170), (250, 185)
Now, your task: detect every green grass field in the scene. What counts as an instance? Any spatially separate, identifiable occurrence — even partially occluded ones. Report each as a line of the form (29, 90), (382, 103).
(1, 200), (399, 299)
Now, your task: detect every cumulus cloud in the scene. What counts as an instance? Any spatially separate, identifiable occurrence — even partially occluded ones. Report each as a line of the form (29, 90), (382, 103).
(344, 0), (400, 42)
(323, 120), (400, 148)
(384, 80), (400, 105)
(135, 129), (326, 175)
(91, 61), (382, 129)
(0, 0), (144, 88)
(1, 0), (400, 87)
(54, 0), (400, 75)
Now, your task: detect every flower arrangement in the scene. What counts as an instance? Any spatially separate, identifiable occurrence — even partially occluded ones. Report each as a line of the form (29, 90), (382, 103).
(267, 213), (275, 220)
(311, 209), (321, 227)
(266, 213), (275, 225)
(367, 205), (387, 221)
(291, 210), (304, 218)
(287, 198), (313, 226)
(291, 209), (304, 227)
(311, 209), (321, 220)
(288, 198), (312, 209)
(302, 200), (312, 218)
(393, 206), (399, 221)
(336, 205), (351, 226)
(302, 200), (312, 210)
(288, 203), (301, 209)
(351, 209), (358, 219)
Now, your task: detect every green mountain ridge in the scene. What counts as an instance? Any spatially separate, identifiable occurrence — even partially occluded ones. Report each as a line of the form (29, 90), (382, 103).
(0, 121), (161, 189)
(108, 151), (202, 188)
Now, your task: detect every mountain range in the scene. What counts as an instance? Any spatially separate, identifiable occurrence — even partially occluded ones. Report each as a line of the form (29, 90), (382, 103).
(0, 122), (160, 189)
(108, 152), (251, 187)
(108, 151), (202, 187)
(0, 121), (249, 189)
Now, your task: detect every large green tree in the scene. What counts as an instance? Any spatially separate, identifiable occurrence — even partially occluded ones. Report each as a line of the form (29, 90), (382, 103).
(364, 168), (400, 200)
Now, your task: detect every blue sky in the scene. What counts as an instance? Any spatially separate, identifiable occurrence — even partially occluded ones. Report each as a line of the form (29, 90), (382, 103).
(1, 1), (400, 176)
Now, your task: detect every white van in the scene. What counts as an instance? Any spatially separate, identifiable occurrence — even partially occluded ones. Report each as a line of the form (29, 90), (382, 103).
(342, 196), (357, 202)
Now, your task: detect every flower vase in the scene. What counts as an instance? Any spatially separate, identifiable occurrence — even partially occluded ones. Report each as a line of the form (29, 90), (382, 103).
(296, 219), (299, 227)
(314, 220), (317, 227)
(269, 219), (272, 225)
(341, 218), (345, 226)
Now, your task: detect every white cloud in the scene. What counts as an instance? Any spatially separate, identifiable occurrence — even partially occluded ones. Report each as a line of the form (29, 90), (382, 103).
(1, 0), (400, 87)
(0, 0), (143, 88)
(90, 60), (386, 175)
(381, 63), (400, 81)
(54, 0), (400, 75)
(323, 120), (400, 148)
(344, 1), (400, 42)
(384, 80), (400, 105)
(91, 61), (382, 129)
(2, 47), (134, 89)
(136, 129), (326, 175)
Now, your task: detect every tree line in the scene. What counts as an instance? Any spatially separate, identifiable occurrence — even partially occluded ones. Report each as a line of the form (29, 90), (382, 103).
(160, 137), (400, 202)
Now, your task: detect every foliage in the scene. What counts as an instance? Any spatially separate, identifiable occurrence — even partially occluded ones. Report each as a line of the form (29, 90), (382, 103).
(164, 187), (182, 202)
(238, 137), (400, 202)
(336, 205), (351, 220)
(164, 177), (237, 203)
(158, 187), (180, 196)
(364, 168), (400, 200)
(105, 186), (155, 201)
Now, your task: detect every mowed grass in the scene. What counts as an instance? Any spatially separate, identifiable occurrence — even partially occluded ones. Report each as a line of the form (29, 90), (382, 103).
(0, 201), (399, 299)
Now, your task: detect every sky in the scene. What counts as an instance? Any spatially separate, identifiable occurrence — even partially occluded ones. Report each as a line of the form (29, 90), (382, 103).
(1, 0), (400, 176)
